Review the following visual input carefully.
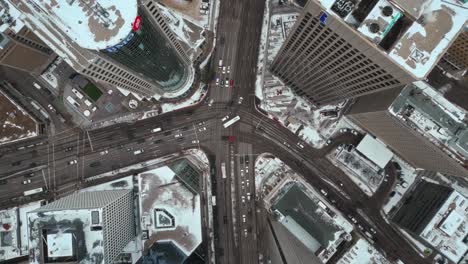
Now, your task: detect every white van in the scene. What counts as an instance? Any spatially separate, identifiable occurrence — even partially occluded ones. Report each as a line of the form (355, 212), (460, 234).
(218, 59), (223, 67)
(33, 82), (41, 89)
(133, 149), (144, 155)
(151, 127), (162, 133)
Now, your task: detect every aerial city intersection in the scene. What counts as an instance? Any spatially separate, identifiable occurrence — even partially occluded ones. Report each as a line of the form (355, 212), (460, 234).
(0, 0), (467, 264)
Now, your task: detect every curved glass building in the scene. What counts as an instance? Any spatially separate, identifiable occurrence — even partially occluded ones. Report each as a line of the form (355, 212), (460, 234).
(103, 11), (188, 91)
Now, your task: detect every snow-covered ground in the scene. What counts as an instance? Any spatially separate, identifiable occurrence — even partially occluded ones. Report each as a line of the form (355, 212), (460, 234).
(161, 83), (207, 113)
(329, 148), (384, 196)
(254, 1), (349, 149)
(337, 238), (391, 264)
(382, 156), (417, 214)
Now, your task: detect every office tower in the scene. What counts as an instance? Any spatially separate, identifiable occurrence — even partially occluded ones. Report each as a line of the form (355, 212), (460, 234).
(270, 0), (466, 106)
(441, 31), (468, 72)
(27, 190), (135, 264)
(392, 180), (467, 263)
(347, 82), (468, 178)
(9, 0), (192, 99)
(0, 27), (56, 73)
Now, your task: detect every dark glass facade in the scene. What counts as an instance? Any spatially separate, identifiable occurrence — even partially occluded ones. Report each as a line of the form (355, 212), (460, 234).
(103, 11), (187, 91)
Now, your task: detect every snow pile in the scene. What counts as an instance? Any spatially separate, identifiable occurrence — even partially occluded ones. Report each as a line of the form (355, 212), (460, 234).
(337, 238), (391, 264)
(138, 166), (202, 256)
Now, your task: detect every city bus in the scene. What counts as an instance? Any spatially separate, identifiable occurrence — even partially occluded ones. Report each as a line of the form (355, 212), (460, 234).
(221, 162), (227, 179)
(24, 187), (44, 196)
(223, 115), (240, 128)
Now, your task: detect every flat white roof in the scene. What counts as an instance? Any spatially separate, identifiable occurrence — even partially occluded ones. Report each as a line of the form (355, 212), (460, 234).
(356, 134), (394, 168)
(440, 210), (464, 236)
(47, 233), (73, 258)
(20, 0), (138, 50)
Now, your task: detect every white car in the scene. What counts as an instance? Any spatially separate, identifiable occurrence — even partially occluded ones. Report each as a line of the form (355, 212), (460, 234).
(68, 159), (77, 165)
(326, 139), (332, 145)
(351, 130), (359, 136)
(242, 214), (246, 223)
(208, 99), (214, 107)
(199, 127), (207, 132)
(238, 96), (244, 104)
(247, 193), (251, 201)
(297, 142), (304, 149)
(227, 66), (231, 74)
(221, 115), (230, 122)
(222, 66), (226, 74)
(244, 228), (248, 237)
(241, 196), (245, 204)
(216, 78), (219, 85)
(320, 189), (328, 196)
(192, 140), (199, 144)
(22, 179), (32, 185)
(246, 179), (250, 187)
(107, 89), (113, 95)
(47, 104), (56, 113)
(175, 133), (182, 138)
(100, 150), (109, 155)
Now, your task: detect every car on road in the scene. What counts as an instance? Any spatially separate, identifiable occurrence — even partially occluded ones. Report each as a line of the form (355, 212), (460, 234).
(246, 179), (250, 187)
(245, 155), (249, 164)
(283, 141), (291, 148)
(238, 96), (243, 104)
(229, 79), (234, 86)
(241, 196), (245, 204)
(326, 139), (332, 145)
(320, 189), (328, 196)
(340, 128), (349, 133)
(244, 228), (248, 237)
(174, 133), (182, 138)
(247, 192), (251, 201)
(22, 179), (32, 185)
(126, 147), (134, 152)
(351, 130), (359, 136)
(296, 142), (304, 149)
(242, 214), (246, 223)
(216, 78), (219, 86)
(208, 99), (214, 107)
(227, 66), (231, 74)
(222, 66), (226, 74)
(151, 127), (162, 133)
(225, 78), (229, 87)
(47, 104), (56, 113)
(133, 149), (144, 155)
(68, 160), (77, 165)
(100, 150), (109, 155)
(192, 140), (199, 144)
(199, 126), (207, 132)
(221, 115), (230, 122)
(65, 146), (73, 152)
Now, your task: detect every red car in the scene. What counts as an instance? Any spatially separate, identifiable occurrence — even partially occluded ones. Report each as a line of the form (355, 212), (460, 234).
(229, 79), (234, 86)
(229, 136), (235, 142)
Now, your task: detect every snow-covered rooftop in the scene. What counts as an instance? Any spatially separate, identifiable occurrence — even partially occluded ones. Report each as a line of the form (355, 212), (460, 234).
(138, 166), (202, 257)
(16, 0), (138, 50)
(356, 134), (394, 168)
(337, 238), (391, 264)
(419, 190), (467, 263)
(318, 0), (468, 79)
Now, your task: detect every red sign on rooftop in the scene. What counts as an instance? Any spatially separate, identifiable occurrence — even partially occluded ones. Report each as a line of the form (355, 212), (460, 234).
(132, 16), (142, 31)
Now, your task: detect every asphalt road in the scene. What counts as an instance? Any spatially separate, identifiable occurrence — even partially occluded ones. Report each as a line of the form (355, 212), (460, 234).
(0, 0), (431, 263)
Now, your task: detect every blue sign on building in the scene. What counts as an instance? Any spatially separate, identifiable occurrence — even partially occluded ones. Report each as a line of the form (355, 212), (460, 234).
(319, 12), (328, 24)
(105, 32), (135, 53)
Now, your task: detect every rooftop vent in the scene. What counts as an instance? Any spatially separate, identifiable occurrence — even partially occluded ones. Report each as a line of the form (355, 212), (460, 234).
(382, 6), (393, 17)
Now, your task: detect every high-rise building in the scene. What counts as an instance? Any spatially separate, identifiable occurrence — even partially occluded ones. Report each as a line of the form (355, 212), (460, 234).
(440, 31), (468, 73)
(347, 81), (468, 178)
(9, 0), (192, 99)
(27, 190), (135, 264)
(270, 0), (467, 106)
(392, 180), (468, 263)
